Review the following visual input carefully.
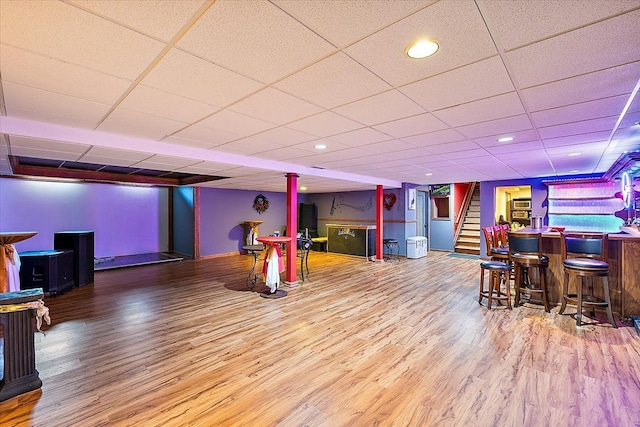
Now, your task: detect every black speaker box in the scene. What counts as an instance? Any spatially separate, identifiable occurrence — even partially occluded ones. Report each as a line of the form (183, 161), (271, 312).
(19, 250), (75, 295)
(298, 203), (317, 232)
(54, 231), (94, 286)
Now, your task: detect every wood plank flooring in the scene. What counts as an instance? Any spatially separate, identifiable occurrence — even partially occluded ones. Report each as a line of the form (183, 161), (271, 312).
(1, 251), (639, 427)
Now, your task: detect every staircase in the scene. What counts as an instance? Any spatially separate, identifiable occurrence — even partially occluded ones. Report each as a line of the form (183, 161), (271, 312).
(455, 185), (481, 255)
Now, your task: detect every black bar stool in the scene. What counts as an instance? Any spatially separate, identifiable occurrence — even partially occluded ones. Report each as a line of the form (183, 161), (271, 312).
(508, 231), (550, 312)
(383, 238), (399, 261)
(559, 232), (617, 328)
(479, 260), (511, 309)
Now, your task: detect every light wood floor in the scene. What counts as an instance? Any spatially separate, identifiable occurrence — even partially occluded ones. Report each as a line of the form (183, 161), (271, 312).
(1, 251), (639, 427)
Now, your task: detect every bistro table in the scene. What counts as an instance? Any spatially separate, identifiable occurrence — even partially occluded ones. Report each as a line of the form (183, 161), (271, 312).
(256, 236), (292, 299)
(0, 232), (37, 293)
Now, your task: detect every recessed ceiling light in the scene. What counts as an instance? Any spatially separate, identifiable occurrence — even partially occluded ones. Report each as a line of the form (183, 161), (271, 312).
(497, 136), (514, 142)
(299, 186), (307, 191)
(406, 39), (439, 59)
(568, 152), (581, 156)
(425, 173), (433, 176)
(569, 170), (579, 173)
(314, 144), (327, 150)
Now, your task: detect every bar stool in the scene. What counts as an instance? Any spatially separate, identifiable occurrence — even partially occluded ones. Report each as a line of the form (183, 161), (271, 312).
(383, 238), (399, 261)
(478, 260), (512, 309)
(508, 231), (550, 312)
(559, 232), (617, 328)
(483, 226), (508, 262)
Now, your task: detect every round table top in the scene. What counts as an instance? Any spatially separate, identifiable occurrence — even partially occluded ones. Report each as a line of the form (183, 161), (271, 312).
(242, 244), (265, 252)
(0, 231), (38, 245)
(257, 236), (293, 245)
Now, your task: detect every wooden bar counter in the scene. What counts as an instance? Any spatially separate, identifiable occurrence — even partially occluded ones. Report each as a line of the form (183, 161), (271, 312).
(514, 227), (640, 319)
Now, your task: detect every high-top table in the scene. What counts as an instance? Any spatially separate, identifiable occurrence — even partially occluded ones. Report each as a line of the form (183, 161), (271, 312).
(257, 236), (292, 299)
(0, 232), (37, 293)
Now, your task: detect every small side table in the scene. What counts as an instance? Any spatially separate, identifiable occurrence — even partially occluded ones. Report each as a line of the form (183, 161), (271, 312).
(242, 244), (264, 289)
(257, 236), (292, 299)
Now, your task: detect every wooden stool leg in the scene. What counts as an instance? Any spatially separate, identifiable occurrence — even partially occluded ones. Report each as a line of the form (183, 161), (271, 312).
(559, 271), (569, 314)
(479, 267), (485, 305)
(601, 276), (617, 328)
(576, 277), (583, 326)
(504, 269), (512, 309)
(487, 271), (494, 309)
(514, 265), (521, 307)
(540, 267), (550, 313)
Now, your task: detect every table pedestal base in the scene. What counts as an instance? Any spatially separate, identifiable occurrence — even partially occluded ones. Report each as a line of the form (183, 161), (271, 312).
(260, 289), (288, 299)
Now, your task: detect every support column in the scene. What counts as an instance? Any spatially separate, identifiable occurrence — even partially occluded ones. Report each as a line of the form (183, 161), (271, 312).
(285, 173), (299, 285)
(376, 185), (384, 261)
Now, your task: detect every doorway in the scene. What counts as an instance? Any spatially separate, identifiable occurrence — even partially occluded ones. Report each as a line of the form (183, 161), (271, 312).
(495, 185), (531, 229)
(417, 189), (429, 238)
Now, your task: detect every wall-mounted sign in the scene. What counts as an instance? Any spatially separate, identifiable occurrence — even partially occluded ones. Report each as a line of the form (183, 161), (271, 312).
(622, 171), (632, 209)
(431, 184), (450, 197)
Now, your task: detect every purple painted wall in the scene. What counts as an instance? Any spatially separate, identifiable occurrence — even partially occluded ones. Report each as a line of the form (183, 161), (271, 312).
(199, 188), (288, 256)
(0, 178), (169, 258)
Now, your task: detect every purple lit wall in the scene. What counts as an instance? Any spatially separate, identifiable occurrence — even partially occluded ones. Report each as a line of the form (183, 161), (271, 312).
(198, 187), (289, 257)
(0, 178), (169, 257)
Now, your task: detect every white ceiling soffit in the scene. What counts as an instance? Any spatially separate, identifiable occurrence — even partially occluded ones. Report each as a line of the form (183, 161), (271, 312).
(0, 0), (639, 193)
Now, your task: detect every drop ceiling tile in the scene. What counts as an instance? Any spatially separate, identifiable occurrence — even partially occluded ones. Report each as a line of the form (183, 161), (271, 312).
(8, 146), (81, 162)
(538, 116), (618, 140)
(521, 62), (640, 112)
(253, 127), (316, 147)
(531, 95), (629, 128)
(480, 0), (639, 51)
(78, 146), (152, 166)
(141, 49), (265, 107)
(402, 129), (467, 147)
(229, 88), (323, 125)
(473, 129), (541, 148)
(507, 9), (640, 88)
(344, 0), (497, 86)
(9, 136), (88, 156)
(162, 136), (219, 150)
(97, 108), (188, 140)
(215, 137), (285, 156)
(67, 0), (206, 42)
(0, 45), (132, 105)
(176, 0), (335, 84)
(485, 140), (544, 155)
(401, 56), (514, 111)
(372, 113), (449, 138)
(456, 115), (533, 139)
(329, 128), (393, 147)
(546, 141), (609, 155)
(176, 161), (239, 174)
(440, 148), (489, 160)
(275, 52), (391, 109)
(453, 155), (499, 166)
(0, 0), (165, 79)
(433, 92), (526, 127)
(287, 111), (363, 137)
(3, 82), (111, 129)
(429, 140), (486, 155)
(333, 90), (425, 126)
(541, 131), (611, 148)
(360, 139), (416, 154)
(273, 0), (430, 48)
(132, 154), (201, 170)
(119, 85), (218, 123)
(170, 126), (236, 147)
(197, 110), (276, 138)
(250, 145), (314, 161)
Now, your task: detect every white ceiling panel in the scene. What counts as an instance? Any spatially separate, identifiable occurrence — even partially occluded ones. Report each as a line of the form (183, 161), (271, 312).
(96, 108), (188, 140)
(67, 0), (206, 43)
(537, 116), (619, 140)
(334, 90), (425, 126)
(456, 115), (533, 139)
(119, 85), (218, 123)
(169, 126), (235, 148)
(286, 111), (363, 138)
(79, 146), (153, 167)
(328, 128), (393, 147)
(473, 129), (541, 148)
(485, 140), (545, 155)
(3, 82), (111, 129)
(141, 48), (265, 107)
(401, 56), (515, 111)
(531, 95), (630, 128)
(542, 131), (612, 149)
(345, 0), (497, 87)
(433, 92), (526, 127)
(372, 113), (448, 138)
(214, 137), (285, 156)
(275, 52), (391, 109)
(176, 0), (335, 84)
(132, 154), (201, 170)
(252, 127), (316, 147)
(0, 45), (132, 105)
(0, 0), (165, 79)
(229, 88), (323, 125)
(197, 110), (275, 137)
(507, 9), (640, 88)
(402, 129), (467, 147)
(273, 0), (431, 48)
